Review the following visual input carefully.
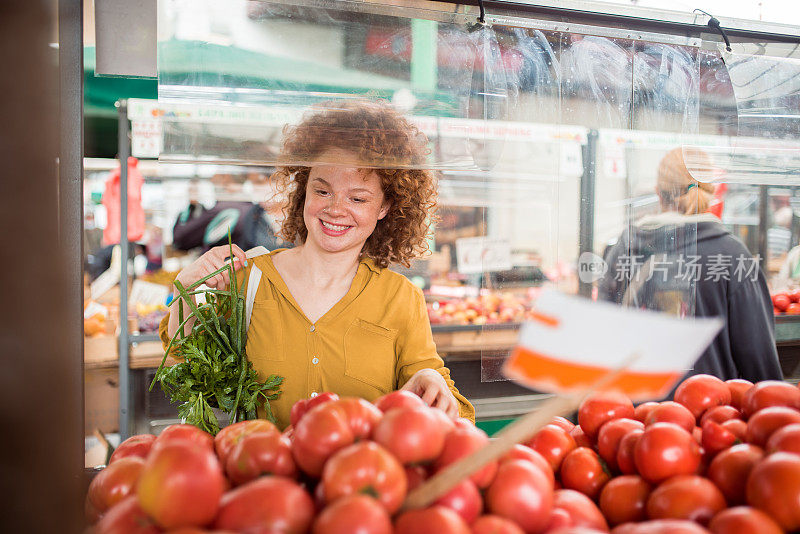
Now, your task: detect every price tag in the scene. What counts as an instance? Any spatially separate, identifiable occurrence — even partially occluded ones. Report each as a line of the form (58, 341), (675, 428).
(455, 237), (512, 275)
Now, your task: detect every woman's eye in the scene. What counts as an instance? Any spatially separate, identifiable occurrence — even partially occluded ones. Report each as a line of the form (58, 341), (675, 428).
(352, 198), (365, 203)
(315, 189), (329, 196)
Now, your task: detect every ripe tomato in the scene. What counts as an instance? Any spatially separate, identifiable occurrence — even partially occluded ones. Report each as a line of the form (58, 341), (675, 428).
(708, 506), (782, 534)
(485, 459), (554, 534)
(611, 519), (711, 534)
(471, 515), (524, 534)
(225, 431), (296, 485)
(699, 405), (741, 427)
(599, 475), (651, 526)
(616, 428), (644, 475)
(560, 447), (610, 500)
(214, 419), (278, 464)
(547, 489), (608, 531)
(435, 479), (483, 524)
(578, 391), (635, 440)
(766, 422), (800, 454)
(86, 457), (145, 517)
(772, 293), (791, 312)
(645, 402), (695, 433)
(109, 434), (156, 464)
(311, 494), (391, 534)
(500, 444), (554, 488)
(214, 476), (314, 533)
(434, 426), (498, 488)
(597, 418), (643, 472)
(137, 440), (224, 529)
(746, 451), (800, 531)
(674, 374), (731, 420)
(372, 406), (446, 465)
(633, 401), (660, 424)
(707, 443), (763, 505)
(549, 416), (576, 433)
(745, 405), (800, 447)
(720, 418), (747, 441)
(646, 475), (726, 525)
(394, 506), (470, 534)
(701, 420), (739, 456)
(570, 425), (593, 448)
(786, 302), (800, 314)
(155, 424), (214, 450)
(373, 390), (426, 412)
(292, 397), (382, 477)
(429, 406), (457, 433)
(741, 380), (800, 417)
(93, 496), (160, 534)
(526, 424), (577, 474)
(291, 392), (340, 427)
(725, 379), (753, 411)
(322, 441), (407, 514)
(634, 423), (701, 484)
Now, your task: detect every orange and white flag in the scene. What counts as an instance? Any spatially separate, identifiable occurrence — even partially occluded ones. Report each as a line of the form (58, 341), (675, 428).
(503, 290), (723, 400)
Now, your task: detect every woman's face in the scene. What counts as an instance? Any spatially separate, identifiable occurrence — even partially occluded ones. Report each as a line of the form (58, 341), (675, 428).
(303, 150), (389, 256)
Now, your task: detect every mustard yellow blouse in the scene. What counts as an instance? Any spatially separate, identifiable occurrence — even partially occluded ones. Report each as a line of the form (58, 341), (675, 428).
(159, 249), (475, 429)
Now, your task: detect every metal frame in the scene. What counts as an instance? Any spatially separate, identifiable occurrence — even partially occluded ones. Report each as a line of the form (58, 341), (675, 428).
(117, 100), (132, 439)
(578, 130), (598, 298)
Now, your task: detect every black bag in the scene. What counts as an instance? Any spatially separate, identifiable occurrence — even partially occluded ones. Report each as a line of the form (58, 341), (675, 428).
(172, 202), (286, 252)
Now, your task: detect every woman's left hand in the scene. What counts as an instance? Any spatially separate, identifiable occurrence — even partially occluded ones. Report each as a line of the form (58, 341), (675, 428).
(400, 368), (459, 418)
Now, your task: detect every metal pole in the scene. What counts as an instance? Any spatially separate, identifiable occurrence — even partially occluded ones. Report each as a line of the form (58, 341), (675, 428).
(578, 129), (599, 298)
(118, 99), (131, 439)
(758, 184), (769, 270)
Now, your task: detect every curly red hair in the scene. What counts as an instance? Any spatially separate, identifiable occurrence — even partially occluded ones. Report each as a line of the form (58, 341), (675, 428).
(272, 100), (437, 268)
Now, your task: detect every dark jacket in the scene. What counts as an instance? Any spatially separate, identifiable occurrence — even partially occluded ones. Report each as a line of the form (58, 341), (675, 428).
(599, 212), (782, 383)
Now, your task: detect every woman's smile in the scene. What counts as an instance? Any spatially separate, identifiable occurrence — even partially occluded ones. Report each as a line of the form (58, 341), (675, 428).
(319, 219), (353, 236)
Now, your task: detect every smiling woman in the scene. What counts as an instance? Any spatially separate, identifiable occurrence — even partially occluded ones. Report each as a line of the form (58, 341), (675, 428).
(161, 100), (475, 429)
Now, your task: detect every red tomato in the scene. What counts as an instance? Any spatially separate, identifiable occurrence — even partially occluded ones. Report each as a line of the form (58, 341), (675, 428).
(646, 475), (726, 525)
(708, 506), (782, 534)
(741, 380), (800, 418)
(578, 391), (635, 440)
(560, 447), (610, 500)
(429, 406), (457, 433)
(372, 406), (446, 465)
(155, 424), (214, 450)
(225, 431), (296, 485)
(109, 434), (156, 464)
(213, 419), (278, 464)
(766, 422), (800, 454)
(435, 479), (483, 524)
(701, 420), (739, 456)
(699, 405), (741, 427)
(549, 416), (576, 433)
(292, 397), (382, 477)
(674, 374), (731, 420)
(547, 488), (609, 531)
(500, 444), (555, 488)
(599, 475), (651, 526)
(137, 440), (224, 529)
(616, 428), (644, 475)
(786, 302), (800, 314)
(610, 519), (711, 534)
(746, 451), (800, 531)
(634, 423), (701, 484)
(633, 401), (659, 424)
(645, 402), (696, 433)
(725, 379), (753, 411)
(214, 476), (314, 533)
(720, 418), (747, 441)
(597, 418), (644, 472)
(94, 496), (160, 534)
(772, 293), (791, 312)
(394, 506), (470, 534)
(405, 465), (428, 491)
(290, 398), (309, 428)
(745, 405), (800, 447)
(322, 441), (407, 514)
(435, 426), (498, 489)
(312, 494), (391, 534)
(86, 457), (145, 517)
(570, 425), (594, 448)
(373, 390), (426, 412)
(471, 515), (524, 534)
(526, 424), (577, 473)
(485, 459), (554, 534)
(707, 443), (764, 505)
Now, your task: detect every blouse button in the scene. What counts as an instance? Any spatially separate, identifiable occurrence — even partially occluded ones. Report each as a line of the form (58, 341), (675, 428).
(310, 325), (316, 332)
(310, 391), (318, 398)
(312, 357), (319, 365)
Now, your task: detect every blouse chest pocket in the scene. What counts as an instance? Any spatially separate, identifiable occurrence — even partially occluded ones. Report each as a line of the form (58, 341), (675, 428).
(246, 300), (285, 363)
(344, 318), (397, 394)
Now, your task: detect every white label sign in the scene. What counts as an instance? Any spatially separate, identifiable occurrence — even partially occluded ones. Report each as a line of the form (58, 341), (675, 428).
(131, 119), (162, 158)
(455, 237), (512, 275)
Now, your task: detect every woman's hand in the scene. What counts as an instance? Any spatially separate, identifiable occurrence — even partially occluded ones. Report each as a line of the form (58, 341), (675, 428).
(401, 368), (459, 418)
(174, 244), (248, 291)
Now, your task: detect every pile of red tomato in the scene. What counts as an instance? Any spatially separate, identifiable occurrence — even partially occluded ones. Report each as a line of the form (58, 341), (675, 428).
(771, 290), (800, 315)
(86, 376), (800, 534)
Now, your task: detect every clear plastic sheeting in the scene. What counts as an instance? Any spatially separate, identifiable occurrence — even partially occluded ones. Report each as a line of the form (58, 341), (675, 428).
(684, 43), (800, 184)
